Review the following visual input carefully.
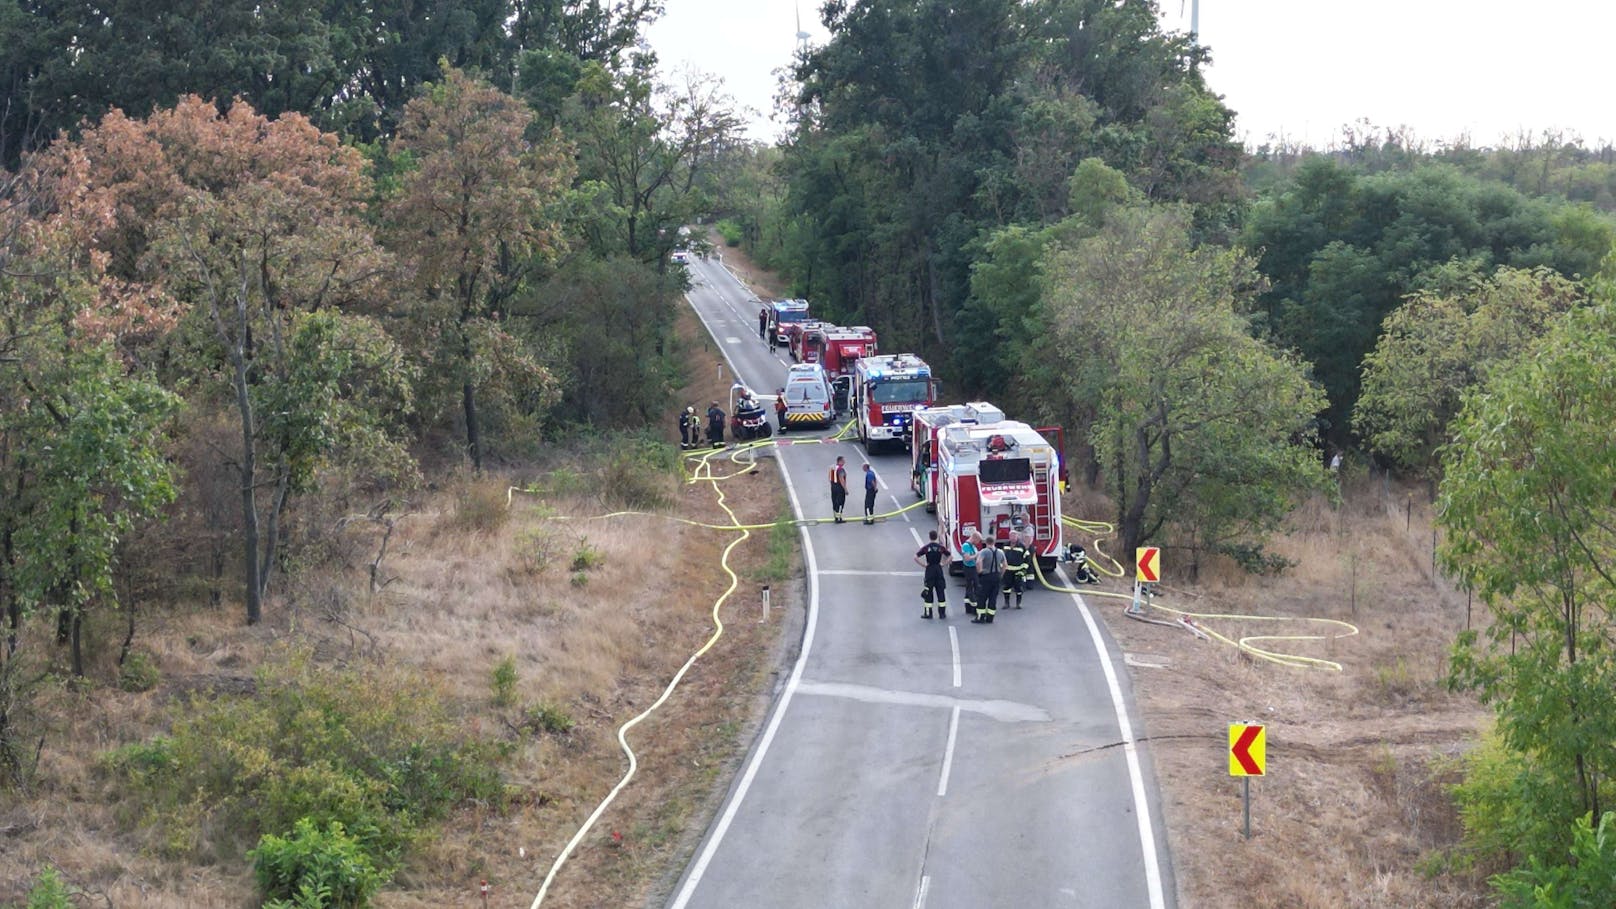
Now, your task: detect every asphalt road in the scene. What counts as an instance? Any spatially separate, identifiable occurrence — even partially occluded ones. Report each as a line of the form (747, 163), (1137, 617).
(665, 254), (1174, 909)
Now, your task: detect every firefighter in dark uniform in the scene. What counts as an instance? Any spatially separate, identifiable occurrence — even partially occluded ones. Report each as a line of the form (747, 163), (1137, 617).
(1001, 532), (1032, 610)
(828, 456), (848, 523)
(914, 530), (949, 620)
(973, 541), (1002, 624)
(678, 405), (697, 449)
(706, 401), (725, 447)
(758, 306), (769, 341)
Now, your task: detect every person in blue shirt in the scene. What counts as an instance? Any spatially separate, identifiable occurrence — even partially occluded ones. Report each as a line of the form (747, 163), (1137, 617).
(862, 463), (878, 524)
(961, 530), (979, 616)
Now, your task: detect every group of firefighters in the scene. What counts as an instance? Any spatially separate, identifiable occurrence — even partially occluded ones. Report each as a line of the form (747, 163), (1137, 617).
(912, 526), (1034, 623)
(678, 391), (792, 449)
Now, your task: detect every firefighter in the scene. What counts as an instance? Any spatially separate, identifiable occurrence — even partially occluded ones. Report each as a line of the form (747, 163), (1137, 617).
(775, 389), (788, 433)
(758, 306), (768, 341)
(862, 462), (878, 524)
(678, 405), (697, 449)
(706, 401), (725, 447)
(973, 540), (1002, 624)
(1066, 543), (1101, 584)
(960, 529), (980, 616)
(1001, 533), (1032, 610)
(914, 529), (948, 620)
(828, 456), (848, 523)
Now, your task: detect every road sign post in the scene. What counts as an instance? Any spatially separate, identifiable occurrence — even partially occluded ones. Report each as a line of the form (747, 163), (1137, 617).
(1131, 547), (1161, 615)
(1229, 722), (1267, 840)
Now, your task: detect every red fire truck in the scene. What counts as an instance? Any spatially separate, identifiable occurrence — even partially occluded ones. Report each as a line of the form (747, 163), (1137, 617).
(909, 402), (1006, 511)
(932, 418), (1066, 571)
(790, 323), (878, 380)
(852, 354), (937, 453)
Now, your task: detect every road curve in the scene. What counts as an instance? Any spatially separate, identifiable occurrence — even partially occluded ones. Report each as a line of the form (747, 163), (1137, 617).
(665, 254), (1175, 909)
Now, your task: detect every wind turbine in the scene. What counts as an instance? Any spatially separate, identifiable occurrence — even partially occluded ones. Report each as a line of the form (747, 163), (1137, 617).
(796, 1), (811, 57)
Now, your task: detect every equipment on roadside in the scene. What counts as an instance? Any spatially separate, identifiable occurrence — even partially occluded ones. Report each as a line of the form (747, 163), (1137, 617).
(729, 384), (773, 441)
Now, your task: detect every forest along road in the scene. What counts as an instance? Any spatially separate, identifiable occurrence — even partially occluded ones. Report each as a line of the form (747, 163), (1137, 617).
(666, 254), (1174, 909)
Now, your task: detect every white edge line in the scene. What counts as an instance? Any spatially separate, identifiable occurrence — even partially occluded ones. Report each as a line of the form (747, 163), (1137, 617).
(669, 273), (822, 909)
(949, 626), (961, 688)
(913, 874), (931, 909)
(936, 705), (960, 797)
(1058, 567), (1167, 909)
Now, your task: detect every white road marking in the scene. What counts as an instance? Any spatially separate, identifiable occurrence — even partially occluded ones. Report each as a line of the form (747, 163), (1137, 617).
(913, 875), (931, 909)
(724, 336), (742, 343)
(775, 356), (790, 367)
(1056, 567), (1168, 909)
(909, 526), (924, 547)
(949, 627), (961, 688)
(891, 493), (912, 522)
(795, 680), (1050, 723)
(936, 705), (961, 797)
(669, 284), (824, 909)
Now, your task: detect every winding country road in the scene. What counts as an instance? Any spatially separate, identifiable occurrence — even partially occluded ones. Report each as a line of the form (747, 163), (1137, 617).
(665, 254), (1174, 909)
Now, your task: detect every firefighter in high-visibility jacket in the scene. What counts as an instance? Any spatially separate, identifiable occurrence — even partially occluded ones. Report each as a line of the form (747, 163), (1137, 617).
(1000, 534), (1033, 610)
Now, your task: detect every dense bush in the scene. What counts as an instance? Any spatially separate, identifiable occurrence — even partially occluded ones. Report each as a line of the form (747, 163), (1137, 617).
(101, 651), (502, 867)
(1492, 812), (1616, 908)
(714, 219), (743, 247)
(600, 431), (680, 510)
(252, 818), (388, 909)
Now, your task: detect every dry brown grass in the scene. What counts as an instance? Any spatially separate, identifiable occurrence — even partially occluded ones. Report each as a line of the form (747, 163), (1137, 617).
(1073, 464), (1491, 908)
(0, 299), (800, 909)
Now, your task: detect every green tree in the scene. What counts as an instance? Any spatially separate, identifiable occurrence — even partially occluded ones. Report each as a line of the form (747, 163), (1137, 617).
(51, 96), (406, 625)
(1039, 207), (1326, 558)
(385, 66), (571, 471)
(1440, 299), (1616, 868)
(1356, 266), (1584, 475)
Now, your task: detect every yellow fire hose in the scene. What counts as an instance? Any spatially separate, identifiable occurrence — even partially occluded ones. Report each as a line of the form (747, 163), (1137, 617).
(516, 431), (920, 907)
(1041, 516), (1359, 672)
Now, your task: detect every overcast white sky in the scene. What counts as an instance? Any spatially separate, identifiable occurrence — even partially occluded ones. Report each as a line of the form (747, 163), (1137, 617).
(646, 0), (1616, 150)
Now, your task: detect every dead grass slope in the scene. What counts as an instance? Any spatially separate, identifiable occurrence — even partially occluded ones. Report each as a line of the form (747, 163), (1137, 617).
(1079, 468), (1491, 908)
(0, 302), (800, 909)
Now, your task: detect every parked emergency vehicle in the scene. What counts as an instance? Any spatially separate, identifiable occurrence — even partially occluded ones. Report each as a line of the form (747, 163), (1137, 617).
(767, 299), (811, 346)
(909, 402), (1005, 511)
(782, 362), (836, 429)
(852, 354), (937, 452)
(791, 323), (878, 379)
(933, 419), (1066, 571)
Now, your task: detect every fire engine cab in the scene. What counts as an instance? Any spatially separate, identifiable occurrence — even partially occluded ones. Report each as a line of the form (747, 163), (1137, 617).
(852, 354), (937, 453)
(909, 402), (1005, 511)
(933, 419), (1065, 572)
(767, 299), (811, 347)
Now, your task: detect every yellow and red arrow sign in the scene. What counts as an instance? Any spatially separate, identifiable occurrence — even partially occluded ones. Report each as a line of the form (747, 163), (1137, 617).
(1135, 546), (1160, 583)
(1229, 723), (1266, 777)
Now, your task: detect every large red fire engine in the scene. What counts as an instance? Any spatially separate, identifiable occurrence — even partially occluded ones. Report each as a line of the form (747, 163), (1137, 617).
(932, 418), (1066, 571)
(909, 402), (1005, 511)
(790, 323), (878, 379)
(852, 354), (937, 453)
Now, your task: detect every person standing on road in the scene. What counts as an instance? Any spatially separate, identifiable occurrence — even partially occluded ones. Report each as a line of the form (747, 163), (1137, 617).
(1001, 532), (1032, 610)
(973, 540), (1002, 624)
(914, 530), (949, 620)
(960, 529), (980, 616)
(828, 456), (848, 523)
(862, 462), (878, 524)
(759, 306), (769, 341)
(775, 389), (789, 434)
